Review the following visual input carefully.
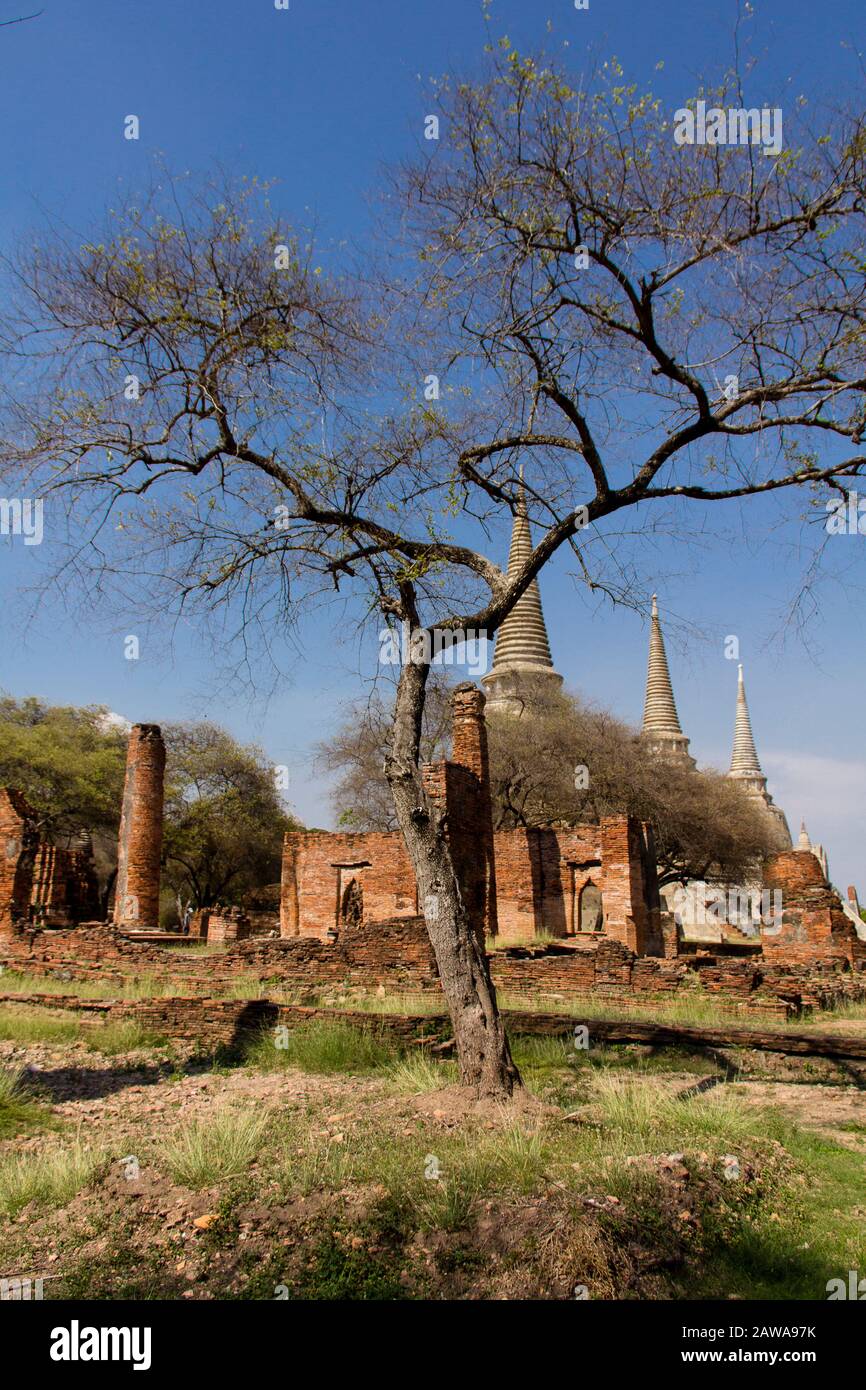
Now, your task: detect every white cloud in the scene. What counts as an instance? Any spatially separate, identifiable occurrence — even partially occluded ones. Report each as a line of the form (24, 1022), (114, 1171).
(763, 749), (866, 893)
(95, 710), (133, 735)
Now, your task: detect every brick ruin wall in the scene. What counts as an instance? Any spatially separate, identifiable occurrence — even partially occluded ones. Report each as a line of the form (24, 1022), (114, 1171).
(7, 991), (866, 1072)
(761, 850), (866, 969)
(281, 815), (658, 948)
(281, 831), (420, 938)
(30, 843), (100, 926)
(3, 913), (865, 1020)
(2, 694), (862, 1021)
(0, 789), (39, 937)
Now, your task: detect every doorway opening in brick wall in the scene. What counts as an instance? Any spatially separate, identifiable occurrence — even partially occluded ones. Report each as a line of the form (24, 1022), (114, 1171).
(578, 880), (604, 934)
(334, 863), (371, 931)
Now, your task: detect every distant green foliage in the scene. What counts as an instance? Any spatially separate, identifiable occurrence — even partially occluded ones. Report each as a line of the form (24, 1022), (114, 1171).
(161, 721), (301, 910)
(0, 696), (302, 914)
(0, 696), (126, 839)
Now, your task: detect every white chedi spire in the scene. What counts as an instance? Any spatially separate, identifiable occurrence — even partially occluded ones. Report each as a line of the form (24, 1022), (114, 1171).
(795, 819), (829, 876)
(729, 664), (763, 776)
(641, 595), (694, 764)
(481, 470), (563, 715)
(727, 663), (792, 848)
(488, 479), (555, 674)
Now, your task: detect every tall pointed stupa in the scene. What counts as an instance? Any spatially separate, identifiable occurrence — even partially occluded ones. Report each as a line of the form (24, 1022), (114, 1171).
(727, 664), (791, 845)
(641, 595), (695, 765)
(481, 476), (563, 716)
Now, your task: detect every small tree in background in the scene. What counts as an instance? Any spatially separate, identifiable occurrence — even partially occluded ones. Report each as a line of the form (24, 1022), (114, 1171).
(0, 698), (297, 918)
(0, 697), (127, 842)
(318, 672), (453, 832)
(161, 721), (298, 913)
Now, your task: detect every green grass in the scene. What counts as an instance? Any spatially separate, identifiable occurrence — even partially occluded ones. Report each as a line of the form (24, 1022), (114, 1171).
(257, 1054), (866, 1299)
(795, 999), (866, 1028)
(242, 1019), (401, 1075)
(0, 1003), (165, 1053)
(320, 991), (444, 1016)
(0, 969), (182, 1002)
(0, 1067), (54, 1138)
(0, 1006), (862, 1301)
(157, 1108), (270, 1188)
(289, 1231), (410, 1300)
(673, 1121), (866, 1300)
(4, 963), (865, 1039)
(265, 1106), (550, 1225)
(589, 1072), (754, 1151)
(82, 1020), (167, 1054)
(0, 1139), (103, 1219)
(383, 1053), (457, 1093)
(0, 1004), (82, 1044)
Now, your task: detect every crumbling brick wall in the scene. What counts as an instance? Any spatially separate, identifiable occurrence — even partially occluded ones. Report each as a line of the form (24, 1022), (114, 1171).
(30, 843), (100, 927)
(281, 685), (500, 945)
(206, 908), (252, 943)
(0, 789), (39, 937)
(280, 830), (418, 938)
(4, 916), (865, 1017)
(281, 812), (658, 949)
(761, 849), (866, 968)
(278, 675), (659, 951)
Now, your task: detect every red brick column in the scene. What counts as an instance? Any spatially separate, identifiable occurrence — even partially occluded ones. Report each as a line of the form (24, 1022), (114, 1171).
(445, 683), (498, 939)
(451, 683), (490, 783)
(279, 837), (300, 937)
(113, 724), (165, 930)
(600, 815), (653, 954)
(0, 789), (39, 937)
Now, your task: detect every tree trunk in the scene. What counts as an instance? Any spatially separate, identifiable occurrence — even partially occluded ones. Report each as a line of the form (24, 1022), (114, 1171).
(384, 643), (521, 1099)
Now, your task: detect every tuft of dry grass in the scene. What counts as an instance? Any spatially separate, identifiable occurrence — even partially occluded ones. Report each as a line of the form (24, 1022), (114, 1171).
(157, 1108), (271, 1188)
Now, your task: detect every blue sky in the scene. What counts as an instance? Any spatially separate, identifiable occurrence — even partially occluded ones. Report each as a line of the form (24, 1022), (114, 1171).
(0, 0), (864, 891)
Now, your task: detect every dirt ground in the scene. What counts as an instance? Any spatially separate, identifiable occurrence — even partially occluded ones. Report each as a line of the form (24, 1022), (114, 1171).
(3, 1028), (866, 1300)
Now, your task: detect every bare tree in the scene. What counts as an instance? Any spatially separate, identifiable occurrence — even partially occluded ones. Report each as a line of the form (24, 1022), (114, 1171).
(2, 44), (865, 1096)
(318, 672), (453, 832)
(0, 11), (43, 26)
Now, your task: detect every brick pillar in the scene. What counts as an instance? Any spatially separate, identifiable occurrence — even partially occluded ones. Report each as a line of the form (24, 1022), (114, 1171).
(188, 908), (210, 939)
(448, 682), (498, 938)
(450, 682), (490, 784)
(600, 815), (653, 955)
(114, 724), (165, 930)
(0, 789), (38, 938)
(280, 836), (300, 937)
